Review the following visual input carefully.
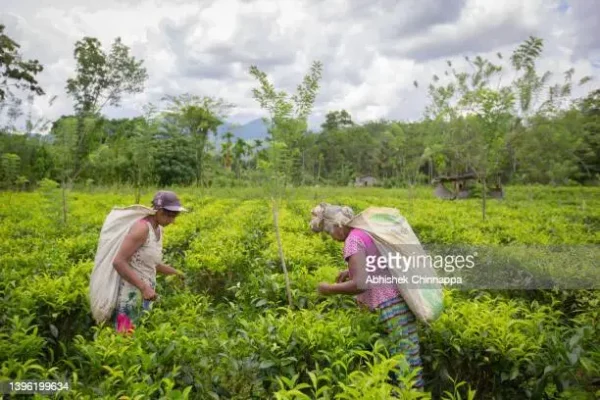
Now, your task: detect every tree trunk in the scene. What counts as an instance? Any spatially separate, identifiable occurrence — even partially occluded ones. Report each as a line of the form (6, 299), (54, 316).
(61, 178), (68, 225)
(429, 158), (433, 182)
(196, 148), (201, 187)
(196, 135), (206, 188)
(482, 148), (489, 221)
(272, 199), (292, 307)
(482, 179), (487, 221)
(317, 157), (321, 182)
(481, 168), (487, 221)
(134, 168), (141, 204)
(301, 151), (305, 186)
(510, 147), (517, 181)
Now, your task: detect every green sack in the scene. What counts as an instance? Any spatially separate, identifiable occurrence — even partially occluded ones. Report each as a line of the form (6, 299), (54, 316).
(347, 207), (444, 324)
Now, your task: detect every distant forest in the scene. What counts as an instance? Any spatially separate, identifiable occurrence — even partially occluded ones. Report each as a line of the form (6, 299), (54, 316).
(1, 25), (599, 191)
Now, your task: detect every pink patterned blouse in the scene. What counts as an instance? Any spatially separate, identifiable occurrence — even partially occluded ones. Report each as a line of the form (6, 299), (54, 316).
(343, 228), (400, 310)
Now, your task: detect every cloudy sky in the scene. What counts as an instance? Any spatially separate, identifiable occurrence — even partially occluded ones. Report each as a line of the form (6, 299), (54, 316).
(1, 0), (599, 132)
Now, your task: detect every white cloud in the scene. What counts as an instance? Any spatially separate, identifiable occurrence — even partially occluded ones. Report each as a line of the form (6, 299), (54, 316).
(0, 0), (598, 134)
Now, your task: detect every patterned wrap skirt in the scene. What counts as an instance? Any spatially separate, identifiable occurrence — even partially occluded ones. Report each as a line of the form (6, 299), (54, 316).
(112, 278), (155, 334)
(377, 296), (425, 390)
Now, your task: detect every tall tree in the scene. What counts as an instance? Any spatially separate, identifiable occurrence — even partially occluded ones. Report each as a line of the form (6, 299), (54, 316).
(0, 24), (44, 103)
(128, 110), (158, 202)
(221, 131), (234, 171)
(249, 60), (323, 306)
(66, 37), (147, 115)
(321, 109), (354, 131)
(0, 152), (20, 190)
(250, 61), (322, 186)
(65, 36), (148, 179)
(159, 93), (233, 187)
(58, 36), (147, 223)
(577, 89), (600, 179)
(232, 138), (248, 180)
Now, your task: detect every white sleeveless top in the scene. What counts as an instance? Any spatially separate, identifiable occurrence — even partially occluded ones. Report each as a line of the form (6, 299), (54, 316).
(129, 220), (163, 284)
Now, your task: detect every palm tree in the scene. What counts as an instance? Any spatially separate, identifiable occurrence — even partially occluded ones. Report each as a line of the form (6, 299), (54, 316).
(252, 139), (263, 170)
(233, 138), (248, 179)
(221, 131), (234, 171)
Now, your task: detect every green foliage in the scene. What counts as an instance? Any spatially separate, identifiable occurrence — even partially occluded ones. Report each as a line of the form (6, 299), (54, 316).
(420, 36), (596, 219)
(0, 35), (598, 191)
(1, 187), (598, 398)
(248, 61), (324, 306)
(66, 37), (147, 114)
(249, 61), (323, 187)
(158, 94), (234, 187)
(0, 31), (599, 399)
(321, 110), (354, 131)
(0, 152), (20, 189)
(0, 24), (44, 102)
(510, 36), (544, 72)
(422, 291), (560, 397)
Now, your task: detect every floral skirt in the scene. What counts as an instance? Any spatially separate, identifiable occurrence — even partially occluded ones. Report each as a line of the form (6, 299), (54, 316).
(377, 296), (425, 390)
(112, 277), (155, 334)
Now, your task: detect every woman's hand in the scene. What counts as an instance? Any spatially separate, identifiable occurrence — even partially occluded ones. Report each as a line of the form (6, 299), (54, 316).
(141, 284), (157, 301)
(157, 263), (182, 276)
(317, 282), (331, 295)
(316, 252), (368, 296)
(336, 269), (350, 283)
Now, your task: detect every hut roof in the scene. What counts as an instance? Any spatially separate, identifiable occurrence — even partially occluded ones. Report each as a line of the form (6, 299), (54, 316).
(432, 172), (477, 183)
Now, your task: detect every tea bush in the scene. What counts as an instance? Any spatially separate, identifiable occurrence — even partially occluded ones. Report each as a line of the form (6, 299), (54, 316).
(0, 186), (598, 399)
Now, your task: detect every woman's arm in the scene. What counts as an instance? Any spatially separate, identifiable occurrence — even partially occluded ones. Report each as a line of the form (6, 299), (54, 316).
(318, 251), (368, 295)
(112, 221), (151, 292)
(156, 263), (184, 276)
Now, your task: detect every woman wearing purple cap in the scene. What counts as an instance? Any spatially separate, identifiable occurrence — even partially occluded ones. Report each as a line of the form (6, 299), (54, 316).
(111, 190), (187, 334)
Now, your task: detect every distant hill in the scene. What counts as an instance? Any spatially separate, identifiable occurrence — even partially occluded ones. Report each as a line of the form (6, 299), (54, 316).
(19, 119), (270, 147)
(215, 118), (269, 143)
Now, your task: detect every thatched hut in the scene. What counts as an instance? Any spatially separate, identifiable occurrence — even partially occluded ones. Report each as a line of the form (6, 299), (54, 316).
(432, 172), (505, 199)
(433, 182), (455, 199)
(354, 176), (378, 187)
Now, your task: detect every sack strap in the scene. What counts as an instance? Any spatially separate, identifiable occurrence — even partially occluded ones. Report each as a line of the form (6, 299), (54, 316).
(144, 220), (161, 241)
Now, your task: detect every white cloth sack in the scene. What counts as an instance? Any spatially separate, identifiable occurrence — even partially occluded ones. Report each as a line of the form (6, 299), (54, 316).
(89, 205), (155, 324)
(346, 207), (444, 324)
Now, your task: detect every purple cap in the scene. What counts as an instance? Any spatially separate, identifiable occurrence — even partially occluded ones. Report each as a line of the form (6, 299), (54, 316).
(152, 191), (187, 212)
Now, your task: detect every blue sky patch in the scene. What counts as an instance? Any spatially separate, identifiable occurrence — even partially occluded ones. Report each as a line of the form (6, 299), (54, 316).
(558, 0), (570, 13)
